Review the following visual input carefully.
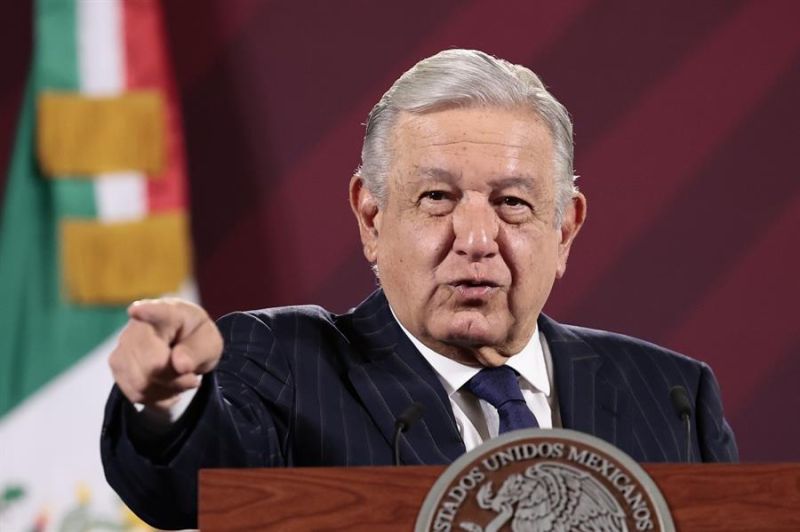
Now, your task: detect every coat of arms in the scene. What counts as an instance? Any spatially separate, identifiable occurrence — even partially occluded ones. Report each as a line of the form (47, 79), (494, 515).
(416, 429), (673, 532)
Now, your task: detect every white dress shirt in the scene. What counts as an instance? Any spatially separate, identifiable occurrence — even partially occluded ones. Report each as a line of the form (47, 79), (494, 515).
(394, 315), (561, 452)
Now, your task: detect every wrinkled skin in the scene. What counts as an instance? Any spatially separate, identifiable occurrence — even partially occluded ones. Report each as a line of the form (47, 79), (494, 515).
(351, 106), (586, 367)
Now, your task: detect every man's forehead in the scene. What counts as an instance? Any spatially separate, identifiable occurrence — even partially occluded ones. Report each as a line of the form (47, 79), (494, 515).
(395, 106), (547, 137)
(392, 107), (553, 157)
(387, 107), (557, 195)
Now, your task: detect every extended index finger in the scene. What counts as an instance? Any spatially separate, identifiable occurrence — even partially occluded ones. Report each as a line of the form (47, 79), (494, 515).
(128, 298), (209, 344)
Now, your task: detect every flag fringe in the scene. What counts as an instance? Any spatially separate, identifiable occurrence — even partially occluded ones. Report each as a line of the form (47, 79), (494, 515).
(37, 90), (165, 176)
(61, 212), (190, 304)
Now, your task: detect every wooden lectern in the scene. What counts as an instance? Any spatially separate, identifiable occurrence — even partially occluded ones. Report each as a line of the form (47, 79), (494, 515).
(200, 463), (800, 530)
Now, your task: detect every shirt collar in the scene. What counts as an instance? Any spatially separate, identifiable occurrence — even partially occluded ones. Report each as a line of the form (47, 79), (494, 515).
(391, 308), (550, 398)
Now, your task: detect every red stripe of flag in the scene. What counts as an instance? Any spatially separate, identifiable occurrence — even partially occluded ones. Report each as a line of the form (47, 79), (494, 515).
(123, 0), (188, 213)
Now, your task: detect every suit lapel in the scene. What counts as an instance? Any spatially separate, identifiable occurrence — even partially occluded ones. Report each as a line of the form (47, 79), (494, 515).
(345, 290), (465, 465)
(342, 297), (632, 462)
(539, 314), (629, 447)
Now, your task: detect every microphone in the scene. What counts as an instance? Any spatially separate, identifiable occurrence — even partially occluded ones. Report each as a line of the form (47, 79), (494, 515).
(669, 385), (693, 462)
(393, 402), (424, 466)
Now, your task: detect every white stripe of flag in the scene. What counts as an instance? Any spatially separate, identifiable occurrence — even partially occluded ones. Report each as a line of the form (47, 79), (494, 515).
(78, 0), (147, 221)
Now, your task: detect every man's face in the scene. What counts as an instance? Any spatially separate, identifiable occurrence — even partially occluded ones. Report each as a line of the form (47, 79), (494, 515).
(351, 106), (585, 366)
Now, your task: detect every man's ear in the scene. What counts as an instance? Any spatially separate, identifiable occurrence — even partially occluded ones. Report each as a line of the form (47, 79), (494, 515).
(349, 175), (382, 263)
(555, 191), (587, 279)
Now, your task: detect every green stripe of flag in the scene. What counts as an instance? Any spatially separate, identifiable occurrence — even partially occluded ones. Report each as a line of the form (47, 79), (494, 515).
(38, 0), (97, 219)
(36, 0), (80, 91)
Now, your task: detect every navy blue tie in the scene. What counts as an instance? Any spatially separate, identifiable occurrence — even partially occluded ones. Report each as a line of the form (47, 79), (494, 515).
(465, 365), (539, 433)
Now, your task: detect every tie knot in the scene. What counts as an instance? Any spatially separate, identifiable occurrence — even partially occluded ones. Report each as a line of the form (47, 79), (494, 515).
(465, 365), (525, 409)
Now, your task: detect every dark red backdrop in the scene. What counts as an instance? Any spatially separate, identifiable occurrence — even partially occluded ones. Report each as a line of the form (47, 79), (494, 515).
(2, 1), (798, 460)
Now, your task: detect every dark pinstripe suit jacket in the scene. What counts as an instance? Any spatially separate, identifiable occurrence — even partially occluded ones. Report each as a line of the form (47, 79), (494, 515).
(101, 289), (737, 529)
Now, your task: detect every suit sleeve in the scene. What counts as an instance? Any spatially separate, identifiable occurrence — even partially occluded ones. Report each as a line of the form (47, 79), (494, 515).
(695, 362), (739, 462)
(100, 312), (293, 529)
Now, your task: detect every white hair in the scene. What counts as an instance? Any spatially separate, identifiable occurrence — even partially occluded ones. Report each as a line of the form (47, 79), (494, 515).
(356, 48), (578, 224)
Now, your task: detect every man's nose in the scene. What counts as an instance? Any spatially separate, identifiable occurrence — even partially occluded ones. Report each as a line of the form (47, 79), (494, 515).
(452, 198), (499, 260)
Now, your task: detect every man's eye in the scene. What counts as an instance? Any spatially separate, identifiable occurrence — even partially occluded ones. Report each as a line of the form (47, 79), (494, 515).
(421, 191), (448, 201)
(418, 190), (456, 215)
(499, 196), (530, 208)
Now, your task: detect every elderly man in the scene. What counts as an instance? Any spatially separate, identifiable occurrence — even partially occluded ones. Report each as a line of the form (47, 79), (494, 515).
(101, 49), (737, 529)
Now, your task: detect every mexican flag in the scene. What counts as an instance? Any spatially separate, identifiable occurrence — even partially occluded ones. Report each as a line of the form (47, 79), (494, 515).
(0, 1), (192, 529)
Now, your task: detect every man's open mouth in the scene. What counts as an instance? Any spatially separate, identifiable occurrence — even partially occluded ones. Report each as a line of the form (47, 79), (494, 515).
(451, 280), (500, 288)
(450, 280), (500, 298)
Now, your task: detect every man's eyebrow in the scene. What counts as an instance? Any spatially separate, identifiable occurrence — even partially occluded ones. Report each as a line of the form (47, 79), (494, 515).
(489, 176), (539, 192)
(412, 167), (542, 194)
(415, 166), (461, 182)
